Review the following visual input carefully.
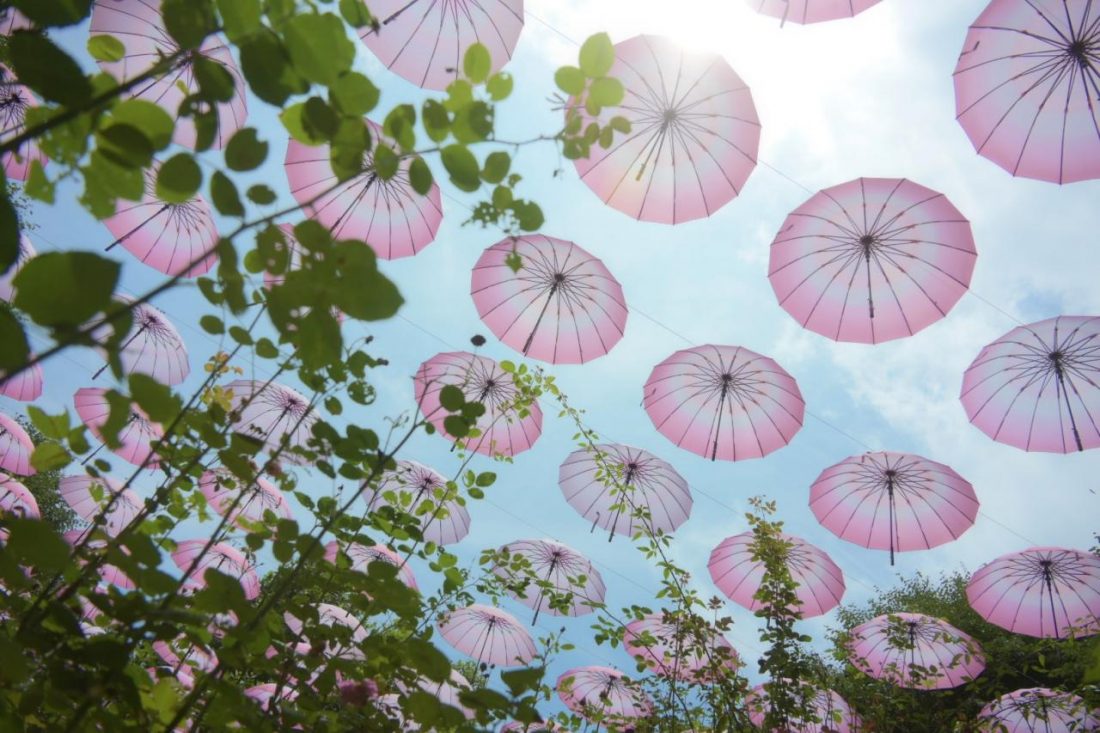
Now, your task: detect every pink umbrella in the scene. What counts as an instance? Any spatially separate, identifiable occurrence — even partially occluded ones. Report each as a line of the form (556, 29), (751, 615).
(172, 540), (260, 601)
(960, 316), (1100, 453)
(58, 474), (142, 536)
(572, 35), (760, 224)
(746, 0), (882, 25)
(90, 0), (247, 150)
(64, 530), (135, 590)
(643, 344), (804, 461)
(493, 539), (606, 623)
(0, 232), (34, 302)
(244, 683), (298, 710)
(414, 351), (543, 457)
(967, 547), (1100, 639)
(225, 379), (318, 465)
(708, 531), (845, 618)
(501, 722), (560, 732)
(0, 474), (39, 518)
(768, 177), (977, 344)
(745, 681), (861, 732)
(558, 443), (692, 540)
(0, 64), (47, 182)
(153, 637), (219, 675)
(284, 121), (443, 260)
(356, 0), (524, 90)
(75, 387), (164, 468)
(362, 459), (470, 545)
(0, 413), (35, 476)
(92, 296), (190, 386)
(284, 603), (369, 661)
(436, 604), (536, 667)
(199, 468), (292, 529)
(954, 1), (1100, 184)
(395, 670), (475, 721)
(471, 235), (628, 364)
(847, 612), (986, 690)
(323, 540), (418, 591)
(0, 359), (43, 402)
(977, 687), (1100, 732)
(809, 451), (979, 565)
(622, 612), (741, 683)
(556, 666), (653, 726)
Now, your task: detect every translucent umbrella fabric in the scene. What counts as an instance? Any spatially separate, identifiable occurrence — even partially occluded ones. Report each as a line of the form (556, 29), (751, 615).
(0, 474), (39, 518)
(414, 351), (542, 457)
(284, 603), (369, 661)
(644, 344), (804, 461)
(436, 604), (536, 667)
(0, 232), (34, 302)
(0, 359), (43, 402)
(745, 681), (861, 732)
(225, 380), (318, 465)
(746, 0), (882, 25)
(172, 540), (260, 600)
(493, 538), (606, 621)
(809, 451), (979, 565)
(960, 315), (1100, 453)
(622, 613), (740, 683)
(558, 443), (692, 539)
(199, 468), (292, 529)
(0, 64), (46, 182)
(768, 177), (977, 344)
(967, 547), (1100, 639)
(153, 637), (218, 675)
(471, 235), (628, 364)
(94, 296), (190, 386)
(58, 474), (142, 536)
(357, 0), (524, 90)
(847, 612), (986, 689)
(323, 540), (418, 590)
(284, 121), (443, 260)
(977, 687), (1100, 732)
(572, 35), (760, 224)
(954, 0), (1100, 183)
(556, 666), (653, 725)
(362, 459), (470, 546)
(0, 413), (35, 476)
(75, 387), (164, 468)
(708, 531), (845, 617)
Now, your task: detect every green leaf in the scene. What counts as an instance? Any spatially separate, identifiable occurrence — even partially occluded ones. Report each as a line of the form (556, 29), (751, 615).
(475, 471), (496, 487)
(130, 373), (182, 423)
(239, 28), (306, 106)
(11, 0), (93, 27)
(481, 151), (510, 184)
(162, 0), (216, 49)
(87, 34), (125, 62)
(422, 100), (451, 143)
(579, 33), (615, 78)
(372, 144), (398, 180)
(25, 160), (54, 203)
(554, 66), (585, 96)
(463, 42), (491, 84)
(443, 415), (468, 438)
(30, 442), (70, 472)
(216, 0), (261, 42)
(329, 241), (403, 321)
(3, 519), (71, 573)
(439, 385), (465, 411)
(0, 309), (29, 371)
(246, 184), (276, 205)
(7, 31), (92, 106)
(0, 194), (19, 274)
(302, 96), (339, 141)
(199, 315), (224, 334)
(12, 252), (120, 327)
(408, 157), (432, 196)
(192, 55), (237, 102)
(280, 103), (326, 145)
(282, 12), (355, 86)
(500, 667), (544, 696)
(440, 145), (480, 192)
(404, 638), (452, 682)
(331, 72), (380, 117)
(96, 124), (155, 169)
(210, 171), (244, 217)
(156, 154), (202, 204)
(339, 0), (375, 28)
(224, 128), (268, 171)
(589, 76), (624, 108)
(298, 308), (342, 369)
(486, 72), (513, 101)
(110, 100), (175, 150)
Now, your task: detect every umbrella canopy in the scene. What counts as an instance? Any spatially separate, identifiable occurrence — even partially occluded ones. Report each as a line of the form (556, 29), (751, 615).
(0, 232), (34, 302)
(954, 0), (1100, 183)
(153, 637), (219, 675)
(0, 413), (35, 476)
(556, 666), (653, 725)
(572, 35), (760, 224)
(356, 0), (524, 90)
(768, 177), (977, 344)
(225, 379), (318, 465)
(644, 344), (804, 461)
(363, 459), (470, 546)
(493, 538), (606, 622)
(172, 540), (260, 600)
(0, 359), (43, 402)
(436, 604), (536, 667)
(746, 0), (882, 25)
(622, 613), (741, 683)
(93, 296), (190, 386)
(58, 474), (142, 536)
(810, 451), (979, 565)
(395, 670), (475, 721)
(847, 612), (986, 689)
(471, 234), (628, 364)
(284, 121), (443, 260)
(90, 0), (247, 149)
(558, 443), (692, 539)
(414, 351), (543, 457)
(284, 603), (369, 661)
(977, 687), (1100, 732)
(0, 64), (47, 182)
(0, 474), (39, 519)
(199, 468), (292, 529)
(501, 723), (560, 732)
(323, 540), (418, 591)
(967, 547), (1100, 639)
(745, 681), (861, 732)
(75, 387), (164, 468)
(244, 683), (298, 711)
(960, 315), (1100, 453)
(64, 530), (135, 590)
(708, 531), (846, 618)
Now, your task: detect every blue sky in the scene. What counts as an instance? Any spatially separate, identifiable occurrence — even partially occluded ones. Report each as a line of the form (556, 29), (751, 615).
(10, 0), (1100, 721)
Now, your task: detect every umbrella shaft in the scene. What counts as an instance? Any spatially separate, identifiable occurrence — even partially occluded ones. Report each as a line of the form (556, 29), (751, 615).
(106, 204), (170, 251)
(522, 283), (558, 355)
(1054, 365), (1084, 451)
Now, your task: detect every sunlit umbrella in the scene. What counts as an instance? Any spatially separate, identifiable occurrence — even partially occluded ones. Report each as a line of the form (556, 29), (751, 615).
(810, 451), (979, 565)
(556, 666), (653, 726)
(414, 351), (543, 457)
(644, 344), (804, 461)
(0, 64), (47, 182)
(172, 539), (260, 600)
(244, 683), (298, 711)
(75, 387), (164, 468)
(0, 474), (38, 518)
(323, 540), (418, 591)
(493, 538), (606, 623)
(768, 177), (977, 344)
(58, 474), (142, 536)
(745, 680), (861, 732)
(746, 0), (882, 25)
(225, 379), (318, 465)
(572, 34), (760, 224)
(0, 412), (35, 476)
(64, 530), (135, 590)
(153, 637), (218, 675)
(967, 547), (1100, 639)
(960, 315), (1100, 453)
(362, 459), (470, 545)
(0, 359), (42, 402)
(622, 612), (741, 683)
(708, 531), (845, 617)
(357, 0), (524, 90)
(395, 669), (475, 721)
(471, 234), (628, 364)
(436, 604), (536, 667)
(92, 296), (190, 386)
(284, 603), (369, 661)
(199, 468), (293, 529)
(847, 612), (985, 689)
(954, 0), (1100, 183)
(0, 232), (34, 302)
(977, 687), (1100, 732)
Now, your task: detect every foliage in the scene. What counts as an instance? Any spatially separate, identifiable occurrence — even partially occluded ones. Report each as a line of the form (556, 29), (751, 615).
(16, 416), (79, 533)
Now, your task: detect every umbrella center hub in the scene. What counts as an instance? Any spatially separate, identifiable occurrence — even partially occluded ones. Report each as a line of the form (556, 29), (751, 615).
(553, 272), (566, 284)
(858, 234), (877, 252)
(1068, 39), (1088, 63)
(662, 108), (679, 127)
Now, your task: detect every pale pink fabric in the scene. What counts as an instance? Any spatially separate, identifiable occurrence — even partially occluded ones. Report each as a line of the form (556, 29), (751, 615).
(746, 0), (882, 24)
(622, 613), (740, 683)
(64, 530), (134, 589)
(153, 637), (218, 675)
(284, 603), (369, 661)
(199, 468), (292, 529)
(493, 538), (606, 618)
(977, 687), (1100, 732)
(558, 443), (691, 538)
(414, 351), (542, 457)
(0, 232), (34, 302)
(847, 612), (986, 689)
(769, 177), (977, 343)
(960, 316), (1100, 453)
(708, 531), (845, 617)
(810, 451), (979, 562)
(501, 722), (560, 732)
(172, 539), (260, 600)
(90, 0), (248, 150)
(244, 683), (298, 710)
(363, 459), (470, 545)
(323, 540), (418, 590)
(358, 0), (524, 90)
(745, 681), (861, 732)
(0, 412), (35, 476)
(954, 0), (1100, 183)
(644, 344), (804, 461)
(395, 670), (475, 720)
(0, 359), (43, 402)
(0, 64), (47, 182)
(556, 666), (653, 723)
(58, 474), (142, 535)
(436, 603), (536, 667)
(572, 35), (760, 224)
(967, 547), (1100, 639)
(224, 379), (318, 465)
(0, 474), (39, 518)
(284, 121), (443, 260)
(74, 387), (164, 468)
(93, 296), (190, 386)
(471, 235), (628, 364)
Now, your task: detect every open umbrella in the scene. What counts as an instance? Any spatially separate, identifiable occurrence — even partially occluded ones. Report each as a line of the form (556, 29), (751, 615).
(960, 315), (1100, 453)
(768, 177), (977, 344)
(977, 687), (1100, 732)
(746, 0), (882, 25)
(810, 451), (979, 565)
(471, 235), (628, 364)
(501, 722), (560, 732)
(64, 530), (134, 590)
(847, 612), (985, 689)
(58, 474), (142, 536)
(708, 531), (846, 618)
(396, 670), (475, 721)
(0, 359), (42, 402)
(199, 468), (293, 529)
(323, 540), (418, 591)
(644, 344), (804, 461)
(225, 379), (318, 465)
(558, 443), (692, 540)
(436, 604), (536, 667)
(493, 538), (606, 623)
(0, 412), (35, 476)
(284, 603), (369, 661)
(572, 34), (760, 224)
(0, 232), (34, 302)
(622, 612), (741, 683)
(745, 681), (861, 732)
(0, 64), (47, 182)
(153, 637), (219, 676)
(0, 474), (38, 518)
(363, 459), (470, 546)
(414, 351), (543, 457)
(244, 683), (298, 711)
(75, 387), (164, 468)
(967, 547), (1100, 639)
(172, 540), (260, 600)
(954, 0), (1100, 183)
(356, 0), (524, 90)
(556, 666), (653, 726)
(284, 121), (443, 260)
(93, 296), (190, 386)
